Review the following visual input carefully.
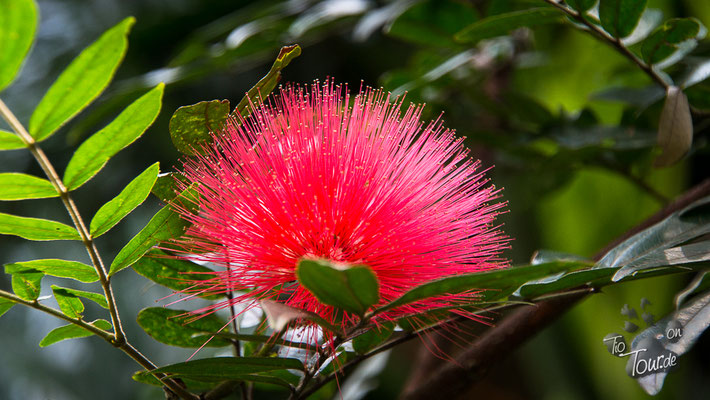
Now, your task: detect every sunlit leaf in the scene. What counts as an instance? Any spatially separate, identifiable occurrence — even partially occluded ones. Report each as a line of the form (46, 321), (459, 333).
(0, 213), (80, 241)
(10, 268), (42, 301)
(63, 84), (164, 190)
(654, 86), (693, 167)
(235, 45), (302, 117)
(0, 173), (57, 200)
(169, 100), (230, 155)
(29, 18), (134, 141)
(0, 298), (14, 318)
(4, 259), (97, 283)
(90, 162), (159, 237)
(52, 285), (85, 319)
(0, 130), (24, 150)
(39, 319), (112, 347)
(598, 0), (648, 39)
(108, 189), (194, 276)
(296, 259), (379, 316)
(136, 307), (231, 348)
(53, 285), (108, 309)
(0, 0), (37, 91)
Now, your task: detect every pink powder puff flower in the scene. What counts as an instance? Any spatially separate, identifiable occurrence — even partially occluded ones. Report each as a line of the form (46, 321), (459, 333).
(172, 80), (509, 334)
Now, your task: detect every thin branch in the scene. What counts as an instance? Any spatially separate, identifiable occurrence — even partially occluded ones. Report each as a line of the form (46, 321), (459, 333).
(542, 0), (670, 90)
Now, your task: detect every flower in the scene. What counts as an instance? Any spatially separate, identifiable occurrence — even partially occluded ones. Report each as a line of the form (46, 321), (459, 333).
(172, 80), (508, 331)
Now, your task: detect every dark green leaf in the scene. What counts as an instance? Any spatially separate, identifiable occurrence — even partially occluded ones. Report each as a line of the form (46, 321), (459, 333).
(654, 86), (692, 167)
(4, 259), (97, 283)
(567, 0), (597, 12)
(641, 18), (703, 65)
(374, 261), (591, 315)
(53, 285), (108, 309)
(39, 319), (112, 347)
(597, 195), (710, 273)
(515, 268), (612, 298)
(109, 193), (192, 276)
(52, 285), (85, 319)
(136, 307), (231, 348)
(63, 84), (164, 190)
(10, 268), (42, 301)
(454, 8), (562, 44)
(386, 1), (479, 48)
(169, 100), (230, 155)
(296, 259), (380, 316)
(352, 322), (394, 354)
(613, 241), (710, 282)
(235, 45), (302, 117)
(131, 371), (217, 391)
(598, 0), (648, 39)
(0, 212), (80, 241)
(132, 249), (219, 299)
(151, 172), (184, 202)
(152, 357), (305, 378)
(0, 298), (14, 318)
(0, 173), (57, 200)
(0, 0), (38, 91)
(0, 130), (24, 150)
(90, 162), (159, 237)
(28, 18), (134, 141)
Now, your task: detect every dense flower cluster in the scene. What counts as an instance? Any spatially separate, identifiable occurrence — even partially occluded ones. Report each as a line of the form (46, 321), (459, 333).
(173, 81), (508, 328)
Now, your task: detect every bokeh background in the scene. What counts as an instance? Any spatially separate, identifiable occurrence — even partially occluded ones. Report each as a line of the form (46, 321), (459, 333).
(1, 0), (709, 399)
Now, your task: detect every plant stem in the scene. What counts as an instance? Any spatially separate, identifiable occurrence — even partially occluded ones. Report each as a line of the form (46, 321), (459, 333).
(542, 0), (670, 90)
(0, 98), (198, 400)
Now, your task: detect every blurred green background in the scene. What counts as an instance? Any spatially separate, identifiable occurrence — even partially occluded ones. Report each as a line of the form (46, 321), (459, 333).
(1, 0), (709, 399)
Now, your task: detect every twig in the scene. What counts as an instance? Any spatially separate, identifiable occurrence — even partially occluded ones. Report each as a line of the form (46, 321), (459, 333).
(542, 0), (670, 90)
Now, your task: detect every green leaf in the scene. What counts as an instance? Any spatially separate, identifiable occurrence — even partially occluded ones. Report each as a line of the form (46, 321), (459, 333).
(52, 285), (85, 319)
(654, 86), (693, 167)
(151, 356), (305, 377)
(598, 0), (648, 39)
(374, 261), (591, 315)
(567, 0), (597, 12)
(169, 100), (230, 155)
(52, 285), (108, 309)
(90, 162), (160, 237)
(386, 1), (479, 48)
(132, 249), (219, 299)
(131, 370), (217, 391)
(613, 241), (710, 282)
(136, 307), (231, 348)
(0, 0), (38, 91)
(4, 259), (97, 283)
(39, 319), (112, 347)
(675, 271), (710, 308)
(151, 172), (184, 202)
(235, 44), (302, 117)
(0, 130), (24, 150)
(352, 322), (394, 354)
(0, 173), (57, 200)
(28, 17), (134, 141)
(109, 190), (194, 276)
(454, 8), (562, 44)
(10, 268), (42, 301)
(296, 259), (380, 316)
(597, 195), (710, 272)
(0, 298), (14, 318)
(641, 18), (703, 65)
(63, 84), (164, 190)
(0, 212), (80, 241)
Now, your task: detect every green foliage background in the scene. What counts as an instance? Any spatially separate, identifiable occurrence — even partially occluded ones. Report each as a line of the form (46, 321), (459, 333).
(1, 0), (709, 399)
